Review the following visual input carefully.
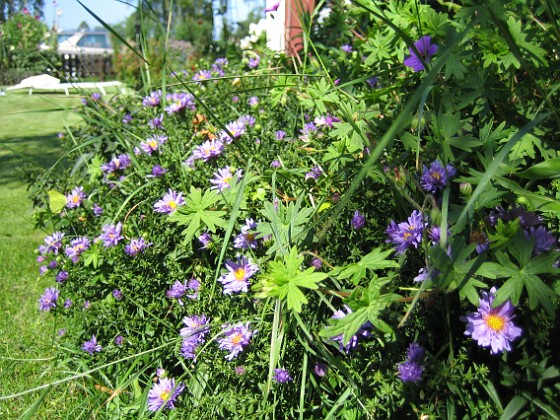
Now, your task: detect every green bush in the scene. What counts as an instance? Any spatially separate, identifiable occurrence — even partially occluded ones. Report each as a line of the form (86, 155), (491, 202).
(21, 0), (560, 418)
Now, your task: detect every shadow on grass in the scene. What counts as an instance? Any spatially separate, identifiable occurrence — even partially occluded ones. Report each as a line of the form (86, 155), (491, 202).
(0, 133), (67, 186)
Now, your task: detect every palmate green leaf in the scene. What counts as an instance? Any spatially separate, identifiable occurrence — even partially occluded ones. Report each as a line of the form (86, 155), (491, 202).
(169, 187), (228, 243)
(254, 247), (327, 312)
(330, 247), (399, 285)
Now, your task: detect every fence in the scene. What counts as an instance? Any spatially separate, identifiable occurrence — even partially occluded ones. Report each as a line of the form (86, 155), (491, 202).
(57, 54), (114, 80)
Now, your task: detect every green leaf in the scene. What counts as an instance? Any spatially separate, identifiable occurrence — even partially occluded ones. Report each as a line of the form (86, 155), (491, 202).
(169, 187), (228, 243)
(516, 158), (560, 180)
(47, 190), (66, 213)
(500, 395), (527, 420)
(330, 247), (399, 285)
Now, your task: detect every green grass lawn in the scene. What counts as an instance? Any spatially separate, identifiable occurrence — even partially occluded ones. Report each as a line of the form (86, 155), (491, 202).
(0, 89), (85, 418)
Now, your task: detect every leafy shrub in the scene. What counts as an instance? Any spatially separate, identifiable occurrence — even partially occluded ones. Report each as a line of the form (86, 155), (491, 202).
(25, 0), (560, 418)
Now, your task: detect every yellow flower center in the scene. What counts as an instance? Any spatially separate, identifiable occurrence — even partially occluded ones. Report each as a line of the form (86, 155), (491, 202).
(231, 333), (243, 345)
(168, 200), (177, 209)
(72, 195), (80, 203)
(223, 175), (232, 185)
(484, 313), (506, 332)
(148, 140), (158, 149)
(159, 391), (170, 401)
(234, 268), (246, 281)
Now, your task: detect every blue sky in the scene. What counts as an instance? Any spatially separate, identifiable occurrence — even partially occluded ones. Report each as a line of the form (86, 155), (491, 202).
(43, 0), (257, 32)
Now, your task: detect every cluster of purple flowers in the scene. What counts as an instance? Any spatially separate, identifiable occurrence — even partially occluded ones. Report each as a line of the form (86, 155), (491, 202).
(147, 377), (185, 411)
(82, 335), (103, 355)
(404, 36), (438, 72)
(217, 322), (254, 360)
(97, 222), (124, 248)
(166, 278), (201, 305)
(38, 231), (65, 255)
(124, 238), (151, 257)
(330, 306), (371, 353)
(66, 186), (86, 208)
(64, 236), (90, 263)
(397, 342), (425, 383)
(273, 368), (292, 383)
(305, 165), (324, 181)
(218, 257), (259, 294)
(351, 210), (366, 230)
(180, 314), (210, 360)
(210, 166), (243, 192)
(212, 57), (228, 76)
(100, 154), (131, 174)
(154, 189), (185, 214)
(233, 218), (261, 249)
(38, 287), (60, 311)
(139, 134), (168, 155)
(462, 287), (522, 354)
(148, 114), (164, 130)
(386, 210), (425, 255)
(142, 90), (162, 107)
(164, 92), (196, 115)
(420, 160), (456, 194)
(247, 54), (260, 69)
(192, 69), (213, 82)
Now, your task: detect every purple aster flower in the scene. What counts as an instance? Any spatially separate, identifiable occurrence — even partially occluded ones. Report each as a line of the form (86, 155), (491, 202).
(235, 366), (246, 375)
(39, 265), (48, 276)
(154, 189), (185, 214)
(240, 115), (255, 126)
(198, 232), (213, 249)
(142, 90), (162, 107)
(82, 335), (102, 355)
(305, 165), (323, 181)
(148, 114), (164, 130)
(275, 130), (286, 140)
(210, 166), (242, 192)
(115, 335), (124, 345)
(147, 377), (185, 411)
(525, 226), (556, 255)
(191, 139), (224, 162)
(38, 287), (59, 311)
(58, 329), (66, 336)
(265, 0), (280, 12)
(461, 287), (522, 354)
(98, 222), (124, 248)
(66, 186), (86, 208)
(217, 322), (254, 361)
(403, 35), (438, 72)
(139, 135), (167, 155)
(314, 362), (328, 377)
(122, 114), (132, 124)
(84, 301), (91, 309)
(42, 231), (64, 255)
(330, 306), (371, 353)
(386, 210), (425, 255)
(112, 289), (123, 300)
(124, 238), (151, 257)
(366, 77), (379, 88)
(341, 44), (352, 53)
(397, 359), (424, 383)
(180, 314), (210, 360)
(80, 97), (88, 106)
(351, 210), (366, 230)
(397, 342), (425, 383)
(92, 203), (103, 216)
(48, 260), (58, 269)
(65, 236), (90, 263)
(233, 218), (260, 249)
(192, 69), (213, 82)
(150, 165), (167, 178)
(164, 92), (196, 115)
(64, 298), (72, 308)
(248, 96), (259, 107)
(248, 55), (260, 69)
(311, 257), (322, 269)
(101, 154), (131, 174)
(219, 257), (259, 294)
(167, 280), (187, 300)
(219, 120), (246, 144)
(56, 270), (68, 283)
(91, 92), (101, 101)
(420, 160), (456, 194)
(273, 368), (292, 383)
(487, 206), (542, 229)
(413, 267), (438, 283)
(271, 160), (281, 168)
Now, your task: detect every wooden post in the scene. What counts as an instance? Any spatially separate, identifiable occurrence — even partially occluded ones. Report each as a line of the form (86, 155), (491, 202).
(284, 0), (314, 56)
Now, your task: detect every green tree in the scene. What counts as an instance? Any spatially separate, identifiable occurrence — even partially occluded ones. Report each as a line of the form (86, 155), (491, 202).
(1, 0), (44, 23)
